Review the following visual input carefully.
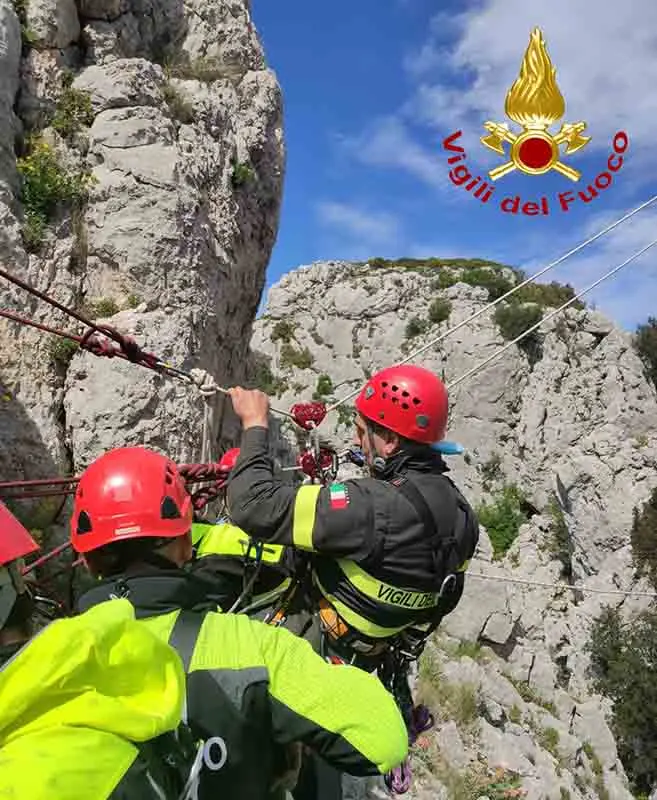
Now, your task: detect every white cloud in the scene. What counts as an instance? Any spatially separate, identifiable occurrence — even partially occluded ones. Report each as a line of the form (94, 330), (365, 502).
(518, 204), (657, 328)
(338, 117), (448, 192)
(404, 0), (657, 152)
(317, 201), (401, 243)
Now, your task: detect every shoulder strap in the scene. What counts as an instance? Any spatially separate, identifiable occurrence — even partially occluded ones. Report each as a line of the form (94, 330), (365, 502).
(391, 476), (439, 540)
(169, 609), (207, 672)
(390, 474), (461, 592)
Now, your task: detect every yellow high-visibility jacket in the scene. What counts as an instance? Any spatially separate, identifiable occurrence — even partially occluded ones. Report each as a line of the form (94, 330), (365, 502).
(0, 599), (189, 800)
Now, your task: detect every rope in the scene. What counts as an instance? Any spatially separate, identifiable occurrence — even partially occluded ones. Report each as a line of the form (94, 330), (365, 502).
(447, 237), (657, 389)
(325, 193), (657, 412)
(0, 270), (297, 425)
(0, 268), (165, 372)
(187, 367), (296, 421)
(467, 570), (657, 598)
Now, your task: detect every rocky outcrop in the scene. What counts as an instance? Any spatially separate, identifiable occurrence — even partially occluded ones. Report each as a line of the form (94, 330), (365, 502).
(250, 259), (657, 798)
(0, 0), (284, 534)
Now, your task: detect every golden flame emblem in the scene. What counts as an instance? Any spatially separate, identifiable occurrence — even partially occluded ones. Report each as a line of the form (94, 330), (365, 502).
(481, 28), (590, 181)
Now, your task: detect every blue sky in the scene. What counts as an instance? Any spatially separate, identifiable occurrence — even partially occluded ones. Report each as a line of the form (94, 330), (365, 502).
(251, 0), (657, 329)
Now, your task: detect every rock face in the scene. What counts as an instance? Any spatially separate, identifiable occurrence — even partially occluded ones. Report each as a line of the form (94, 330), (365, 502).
(0, 0), (284, 535)
(250, 259), (657, 799)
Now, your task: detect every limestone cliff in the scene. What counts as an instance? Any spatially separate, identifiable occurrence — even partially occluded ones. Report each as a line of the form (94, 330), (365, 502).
(250, 258), (657, 800)
(0, 0), (284, 536)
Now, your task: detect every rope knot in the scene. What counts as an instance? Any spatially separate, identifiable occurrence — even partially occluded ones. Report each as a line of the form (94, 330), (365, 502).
(79, 326), (160, 368)
(189, 367), (219, 397)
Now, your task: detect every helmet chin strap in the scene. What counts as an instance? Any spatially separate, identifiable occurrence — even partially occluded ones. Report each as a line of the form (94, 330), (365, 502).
(364, 421), (387, 476)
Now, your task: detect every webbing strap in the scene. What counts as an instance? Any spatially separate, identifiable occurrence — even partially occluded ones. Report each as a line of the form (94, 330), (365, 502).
(391, 475), (460, 588)
(391, 478), (439, 541)
(168, 609), (206, 672)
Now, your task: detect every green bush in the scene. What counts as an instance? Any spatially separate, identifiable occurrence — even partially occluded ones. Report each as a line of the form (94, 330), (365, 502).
(630, 487), (657, 589)
(515, 280), (584, 310)
(477, 484), (529, 559)
(547, 495), (572, 578)
(248, 353), (289, 396)
(48, 337), (78, 368)
(231, 160), (255, 188)
(431, 271), (458, 291)
(428, 297), (452, 324)
(461, 267), (514, 301)
(313, 374), (333, 398)
(92, 297), (119, 317)
(538, 727), (560, 759)
(52, 87), (94, 140)
(587, 606), (657, 793)
(17, 137), (94, 252)
(11, 0), (36, 45)
(405, 316), (430, 339)
(280, 343), (313, 370)
(336, 405), (355, 428)
(634, 317), (657, 390)
(162, 83), (195, 123)
(126, 293), (142, 309)
(480, 452), (503, 491)
(166, 55), (243, 84)
(270, 320), (295, 344)
(494, 302), (544, 343)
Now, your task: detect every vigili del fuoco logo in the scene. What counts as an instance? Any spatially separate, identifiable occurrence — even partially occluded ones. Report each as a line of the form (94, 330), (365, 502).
(441, 28), (629, 216)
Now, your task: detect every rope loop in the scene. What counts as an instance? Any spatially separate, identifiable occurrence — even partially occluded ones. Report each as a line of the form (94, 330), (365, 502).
(79, 325), (161, 369)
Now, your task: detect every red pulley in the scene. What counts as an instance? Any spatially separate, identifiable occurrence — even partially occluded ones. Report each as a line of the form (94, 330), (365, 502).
(290, 402), (327, 431)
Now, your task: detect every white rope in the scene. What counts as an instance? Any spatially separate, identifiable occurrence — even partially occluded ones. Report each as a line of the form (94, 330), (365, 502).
(447, 237), (657, 390)
(188, 367), (297, 422)
(325, 193), (657, 412)
(468, 570), (657, 598)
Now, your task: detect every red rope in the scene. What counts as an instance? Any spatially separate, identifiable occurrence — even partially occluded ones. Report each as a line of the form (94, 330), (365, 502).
(0, 267), (171, 375)
(23, 541), (71, 575)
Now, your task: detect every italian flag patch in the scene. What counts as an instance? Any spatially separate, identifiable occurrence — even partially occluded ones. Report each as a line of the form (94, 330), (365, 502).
(329, 483), (349, 510)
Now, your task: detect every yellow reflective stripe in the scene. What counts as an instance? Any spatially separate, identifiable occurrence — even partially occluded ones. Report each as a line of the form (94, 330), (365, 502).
(195, 523), (284, 564)
(314, 575), (408, 639)
(292, 485), (321, 551)
(457, 559), (470, 573)
(336, 559), (439, 610)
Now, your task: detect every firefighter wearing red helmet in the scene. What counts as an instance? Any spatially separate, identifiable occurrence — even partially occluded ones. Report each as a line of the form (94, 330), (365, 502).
(0, 502), (39, 664)
(226, 364), (479, 667)
(70, 446), (408, 800)
(0, 500), (202, 799)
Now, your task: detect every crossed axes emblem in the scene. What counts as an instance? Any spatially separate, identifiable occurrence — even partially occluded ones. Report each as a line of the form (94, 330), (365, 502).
(481, 121), (590, 182)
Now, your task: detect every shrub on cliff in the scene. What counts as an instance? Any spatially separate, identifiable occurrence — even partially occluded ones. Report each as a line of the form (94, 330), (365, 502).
(630, 487), (657, 589)
(634, 317), (657, 390)
(17, 138), (94, 251)
(587, 606), (657, 793)
(476, 484), (529, 558)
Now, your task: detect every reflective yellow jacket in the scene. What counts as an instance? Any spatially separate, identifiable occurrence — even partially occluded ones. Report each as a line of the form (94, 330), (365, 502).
(0, 599), (187, 799)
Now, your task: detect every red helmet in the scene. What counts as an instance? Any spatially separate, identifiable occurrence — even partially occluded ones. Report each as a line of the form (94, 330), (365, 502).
(0, 502), (39, 567)
(0, 502), (39, 630)
(71, 447), (193, 554)
(354, 365), (448, 444)
(218, 448), (240, 472)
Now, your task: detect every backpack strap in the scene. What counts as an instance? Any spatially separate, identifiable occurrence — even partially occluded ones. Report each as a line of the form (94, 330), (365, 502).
(169, 609), (207, 672)
(389, 475), (461, 597)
